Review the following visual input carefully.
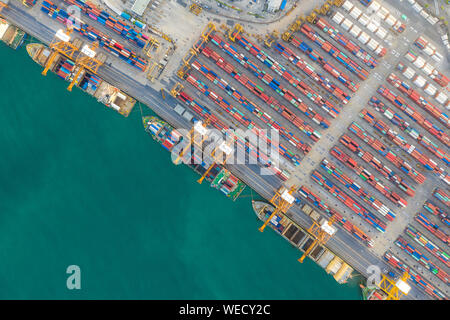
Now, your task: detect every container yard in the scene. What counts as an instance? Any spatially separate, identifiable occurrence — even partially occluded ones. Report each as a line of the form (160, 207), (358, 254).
(1, 0), (449, 300)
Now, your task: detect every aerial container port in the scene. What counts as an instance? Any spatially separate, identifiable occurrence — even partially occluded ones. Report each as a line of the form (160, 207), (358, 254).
(1, 0), (449, 299)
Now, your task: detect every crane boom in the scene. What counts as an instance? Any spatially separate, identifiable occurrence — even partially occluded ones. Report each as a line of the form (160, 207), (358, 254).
(259, 186), (296, 232)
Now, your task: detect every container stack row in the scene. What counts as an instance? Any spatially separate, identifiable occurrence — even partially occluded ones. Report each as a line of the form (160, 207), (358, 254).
(414, 36), (444, 63)
(311, 169), (387, 232)
(273, 42), (351, 104)
(63, 0), (149, 48)
(348, 120), (426, 184)
(177, 91), (289, 181)
(405, 225), (449, 267)
(339, 133), (417, 198)
(395, 236), (449, 285)
(320, 158), (396, 221)
(210, 34), (331, 129)
(234, 34), (341, 119)
(383, 251), (446, 300)
(299, 24), (369, 80)
(298, 185), (374, 247)
(197, 48), (318, 149)
(354, 0), (406, 32)
(404, 50), (449, 89)
(330, 146), (408, 208)
(184, 72), (304, 166)
(395, 62), (449, 110)
(312, 16), (378, 69)
(362, 105), (449, 167)
(359, 110), (448, 183)
(288, 34), (360, 92)
(331, 11), (387, 57)
(376, 86), (449, 146)
(190, 60), (311, 158)
(41, 1), (147, 71)
(54, 58), (75, 80)
(386, 73), (449, 128)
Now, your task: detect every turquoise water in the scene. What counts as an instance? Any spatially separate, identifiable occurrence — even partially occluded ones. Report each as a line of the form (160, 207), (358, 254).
(0, 43), (361, 299)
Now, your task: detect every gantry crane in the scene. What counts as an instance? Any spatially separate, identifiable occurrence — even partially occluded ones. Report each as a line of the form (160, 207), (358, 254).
(160, 88), (166, 100)
(67, 42), (105, 91)
(377, 272), (411, 300)
(264, 30), (279, 48)
(174, 119), (210, 165)
(298, 216), (337, 263)
(197, 135), (235, 184)
(189, 3), (202, 15)
(170, 82), (184, 98)
(0, 1), (7, 14)
(259, 186), (297, 232)
(42, 27), (80, 76)
(229, 24), (243, 42)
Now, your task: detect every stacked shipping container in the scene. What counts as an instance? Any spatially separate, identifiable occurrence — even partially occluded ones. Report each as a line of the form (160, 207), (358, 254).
(41, 1), (147, 71)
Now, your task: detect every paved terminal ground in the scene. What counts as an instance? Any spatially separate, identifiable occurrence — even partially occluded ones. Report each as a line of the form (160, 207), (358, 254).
(2, 0), (449, 299)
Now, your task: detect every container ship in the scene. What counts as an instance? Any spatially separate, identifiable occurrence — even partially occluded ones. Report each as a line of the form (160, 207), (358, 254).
(0, 18), (26, 50)
(26, 42), (136, 116)
(252, 200), (354, 284)
(143, 116), (246, 201)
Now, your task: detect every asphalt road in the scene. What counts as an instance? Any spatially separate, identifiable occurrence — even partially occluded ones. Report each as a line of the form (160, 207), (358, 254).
(1, 2), (431, 300)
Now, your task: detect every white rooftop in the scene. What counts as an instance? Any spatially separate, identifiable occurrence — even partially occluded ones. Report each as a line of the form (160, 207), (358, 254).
(395, 279), (411, 295)
(131, 0), (151, 16)
(194, 121), (208, 136)
(281, 189), (295, 204)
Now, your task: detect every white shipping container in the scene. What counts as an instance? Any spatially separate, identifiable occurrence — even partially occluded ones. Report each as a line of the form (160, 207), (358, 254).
(358, 32), (370, 45)
(358, 14), (370, 26)
(349, 25), (362, 38)
(413, 56), (426, 68)
(332, 12), (345, 25)
(385, 15), (396, 27)
(413, 75), (426, 88)
(341, 18), (353, 31)
(423, 46), (435, 56)
(435, 92), (448, 105)
(368, 1), (381, 12)
(407, 0), (416, 4)
(403, 67), (416, 79)
(376, 7), (389, 20)
(367, 38), (379, 50)
(412, 3), (422, 13)
(375, 28), (388, 39)
(431, 52), (442, 63)
(420, 10), (429, 19)
(342, 0), (354, 12)
(424, 84), (437, 96)
(422, 63), (434, 76)
(350, 7), (362, 20)
(367, 22), (379, 33)
(405, 52), (416, 62)
(427, 16), (438, 25)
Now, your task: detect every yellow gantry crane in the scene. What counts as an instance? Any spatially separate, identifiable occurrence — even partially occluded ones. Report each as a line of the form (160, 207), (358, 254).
(259, 186), (297, 232)
(197, 135), (235, 184)
(170, 82), (184, 98)
(298, 216), (337, 263)
(189, 3), (202, 15)
(174, 119), (210, 165)
(378, 272), (411, 300)
(42, 27), (80, 76)
(0, 1), (7, 14)
(264, 30), (279, 48)
(229, 24), (243, 42)
(67, 42), (104, 91)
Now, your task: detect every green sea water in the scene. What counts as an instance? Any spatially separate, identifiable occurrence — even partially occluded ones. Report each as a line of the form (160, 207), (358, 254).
(0, 43), (361, 299)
